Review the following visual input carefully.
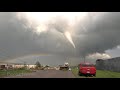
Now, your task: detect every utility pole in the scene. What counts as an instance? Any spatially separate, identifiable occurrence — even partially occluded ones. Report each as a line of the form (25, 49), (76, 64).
(84, 56), (85, 63)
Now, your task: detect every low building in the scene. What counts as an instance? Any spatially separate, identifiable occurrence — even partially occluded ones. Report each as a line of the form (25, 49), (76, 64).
(0, 64), (6, 70)
(0, 62), (37, 70)
(0, 63), (13, 70)
(12, 64), (25, 69)
(27, 65), (36, 69)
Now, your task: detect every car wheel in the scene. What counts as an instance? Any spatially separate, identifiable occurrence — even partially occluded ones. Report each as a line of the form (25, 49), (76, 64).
(78, 72), (82, 76)
(93, 74), (96, 77)
(80, 73), (82, 76)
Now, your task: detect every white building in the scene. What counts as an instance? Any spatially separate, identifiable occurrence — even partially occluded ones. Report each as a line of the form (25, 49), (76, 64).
(27, 65), (36, 69)
(12, 64), (25, 69)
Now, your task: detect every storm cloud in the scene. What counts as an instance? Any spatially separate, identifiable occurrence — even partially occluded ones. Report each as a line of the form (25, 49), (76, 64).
(0, 12), (120, 64)
(0, 12), (74, 61)
(72, 12), (120, 58)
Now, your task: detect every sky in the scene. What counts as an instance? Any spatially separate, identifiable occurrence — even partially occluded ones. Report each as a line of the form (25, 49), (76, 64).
(0, 12), (120, 66)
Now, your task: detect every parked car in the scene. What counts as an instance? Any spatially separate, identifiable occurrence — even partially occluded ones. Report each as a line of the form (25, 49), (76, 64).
(78, 63), (96, 77)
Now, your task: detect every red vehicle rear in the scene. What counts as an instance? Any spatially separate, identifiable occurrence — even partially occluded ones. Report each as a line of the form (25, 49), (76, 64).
(78, 63), (96, 77)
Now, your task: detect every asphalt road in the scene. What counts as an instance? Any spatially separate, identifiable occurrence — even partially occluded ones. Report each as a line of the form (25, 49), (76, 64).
(4, 70), (75, 78)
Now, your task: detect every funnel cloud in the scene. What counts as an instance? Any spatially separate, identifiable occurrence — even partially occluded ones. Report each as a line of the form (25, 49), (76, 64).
(64, 31), (75, 48)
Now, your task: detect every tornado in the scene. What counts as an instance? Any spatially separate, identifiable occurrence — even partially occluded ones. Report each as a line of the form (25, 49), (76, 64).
(64, 31), (76, 48)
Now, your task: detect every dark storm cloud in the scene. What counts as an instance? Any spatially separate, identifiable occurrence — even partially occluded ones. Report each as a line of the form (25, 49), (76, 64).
(0, 12), (40, 60)
(73, 12), (120, 57)
(0, 12), (120, 63)
(0, 12), (74, 61)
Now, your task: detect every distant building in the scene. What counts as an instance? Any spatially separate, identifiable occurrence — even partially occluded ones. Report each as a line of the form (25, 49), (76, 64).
(27, 65), (36, 69)
(12, 64), (24, 69)
(0, 62), (37, 70)
(0, 63), (13, 70)
(0, 64), (6, 70)
(96, 57), (120, 72)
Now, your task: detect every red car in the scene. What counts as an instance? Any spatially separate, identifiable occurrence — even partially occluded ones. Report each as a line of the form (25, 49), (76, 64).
(78, 63), (96, 77)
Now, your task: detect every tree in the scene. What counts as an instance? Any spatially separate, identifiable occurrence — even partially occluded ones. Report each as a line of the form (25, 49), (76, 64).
(35, 61), (41, 68)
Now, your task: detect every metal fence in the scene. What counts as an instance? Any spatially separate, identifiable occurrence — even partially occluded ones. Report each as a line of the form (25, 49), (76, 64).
(96, 57), (120, 72)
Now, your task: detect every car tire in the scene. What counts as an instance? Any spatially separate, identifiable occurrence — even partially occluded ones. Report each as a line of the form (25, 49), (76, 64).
(93, 74), (96, 77)
(80, 73), (83, 76)
(78, 72), (82, 76)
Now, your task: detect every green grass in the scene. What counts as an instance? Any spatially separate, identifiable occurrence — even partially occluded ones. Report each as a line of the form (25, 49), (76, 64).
(71, 66), (120, 78)
(71, 67), (85, 78)
(0, 68), (32, 77)
(96, 70), (120, 78)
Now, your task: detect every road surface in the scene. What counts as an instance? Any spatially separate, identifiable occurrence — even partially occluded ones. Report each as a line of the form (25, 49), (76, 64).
(4, 70), (75, 78)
